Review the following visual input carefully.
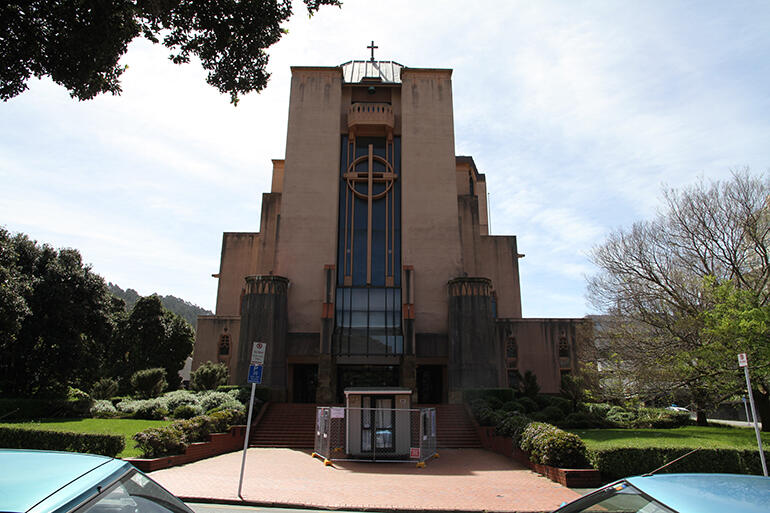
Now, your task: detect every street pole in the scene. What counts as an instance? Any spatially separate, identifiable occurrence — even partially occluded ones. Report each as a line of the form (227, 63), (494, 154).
(237, 382), (257, 499)
(741, 357), (767, 476)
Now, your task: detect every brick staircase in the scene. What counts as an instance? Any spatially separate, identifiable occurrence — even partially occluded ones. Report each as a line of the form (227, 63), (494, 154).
(249, 403), (317, 448)
(248, 402), (481, 449)
(427, 403), (482, 448)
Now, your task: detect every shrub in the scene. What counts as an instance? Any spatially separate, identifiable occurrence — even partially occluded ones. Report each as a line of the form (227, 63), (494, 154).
(191, 361), (229, 391)
(172, 415), (214, 443)
(462, 388), (516, 405)
(162, 390), (200, 411)
(90, 399), (119, 418)
(541, 395), (573, 415)
(200, 391), (235, 412)
(501, 400), (523, 413)
(116, 399), (141, 415)
(0, 398), (75, 420)
(131, 368), (167, 398)
(206, 399), (245, 414)
(521, 370), (540, 398)
(0, 426), (124, 457)
(472, 404), (504, 426)
(582, 402), (612, 418)
(133, 426), (187, 458)
(132, 399), (168, 420)
(519, 421), (590, 468)
(589, 447), (770, 481)
(66, 387), (93, 416)
(90, 378), (119, 400)
(633, 408), (691, 429)
(517, 396), (538, 413)
(495, 413), (531, 445)
(531, 405), (564, 424)
(606, 406), (636, 426)
(172, 404), (203, 419)
(558, 411), (605, 429)
(208, 408), (246, 432)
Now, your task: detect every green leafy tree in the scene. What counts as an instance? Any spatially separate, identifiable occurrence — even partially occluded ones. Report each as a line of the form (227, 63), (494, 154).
(0, 228), (117, 396)
(116, 295), (194, 390)
(1, 0), (341, 105)
(190, 361), (229, 391)
(588, 171), (770, 426)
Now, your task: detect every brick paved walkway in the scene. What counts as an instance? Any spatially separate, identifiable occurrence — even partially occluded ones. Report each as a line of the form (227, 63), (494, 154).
(150, 448), (580, 513)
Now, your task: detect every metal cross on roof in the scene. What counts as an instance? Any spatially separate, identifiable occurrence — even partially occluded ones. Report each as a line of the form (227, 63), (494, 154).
(367, 41), (378, 62)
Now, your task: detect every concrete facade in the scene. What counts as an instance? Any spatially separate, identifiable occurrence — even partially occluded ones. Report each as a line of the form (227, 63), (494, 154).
(193, 57), (588, 403)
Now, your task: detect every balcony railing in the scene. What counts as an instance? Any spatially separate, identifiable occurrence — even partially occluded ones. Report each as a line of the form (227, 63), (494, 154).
(347, 102), (394, 130)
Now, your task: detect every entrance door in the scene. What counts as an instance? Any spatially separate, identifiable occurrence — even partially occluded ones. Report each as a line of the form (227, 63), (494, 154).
(416, 365), (444, 404)
(292, 364), (318, 403)
(336, 365), (399, 403)
(360, 395), (395, 457)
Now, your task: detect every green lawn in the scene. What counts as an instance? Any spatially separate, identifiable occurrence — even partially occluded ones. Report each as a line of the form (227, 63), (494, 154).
(0, 418), (171, 458)
(571, 425), (770, 450)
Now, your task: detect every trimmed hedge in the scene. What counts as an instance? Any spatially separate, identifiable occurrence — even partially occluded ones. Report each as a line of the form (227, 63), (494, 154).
(0, 426), (124, 457)
(590, 447), (770, 481)
(0, 398), (89, 420)
(519, 422), (590, 468)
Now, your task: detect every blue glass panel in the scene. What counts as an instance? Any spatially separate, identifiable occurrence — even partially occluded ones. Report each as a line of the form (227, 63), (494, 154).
(351, 311), (367, 328)
(368, 289), (386, 310)
(369, 311), (386, 328)
(351, 288), (368, 310)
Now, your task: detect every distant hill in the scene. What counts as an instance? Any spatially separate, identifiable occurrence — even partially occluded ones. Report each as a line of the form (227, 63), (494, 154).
(107, 283), (213, 329)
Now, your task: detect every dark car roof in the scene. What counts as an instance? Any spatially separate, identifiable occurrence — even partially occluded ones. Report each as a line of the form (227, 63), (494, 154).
(626, 473), (770, 513)
(0, 449), (131, 513)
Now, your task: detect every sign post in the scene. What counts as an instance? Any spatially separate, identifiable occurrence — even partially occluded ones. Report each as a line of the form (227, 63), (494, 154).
(738, 353), (767, 476)
(238, 342), (267, 499)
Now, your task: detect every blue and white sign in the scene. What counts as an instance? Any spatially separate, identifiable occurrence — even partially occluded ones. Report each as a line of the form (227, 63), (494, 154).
(248, 364), (263, 384)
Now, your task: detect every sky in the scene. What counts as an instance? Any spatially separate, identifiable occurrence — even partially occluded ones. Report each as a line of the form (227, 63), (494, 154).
(2, 0), (769, 318)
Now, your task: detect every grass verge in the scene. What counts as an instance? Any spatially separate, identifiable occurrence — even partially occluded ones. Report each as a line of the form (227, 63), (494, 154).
(571, 424), (770, 450)
(0, 418), (171, 458)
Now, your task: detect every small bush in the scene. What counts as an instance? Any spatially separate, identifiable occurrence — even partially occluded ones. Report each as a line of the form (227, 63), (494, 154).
(91, 378), (119, 400)
(495, 413), (531, 445)
(200, 391), (235, 412)
(132, 399), (168, 420)
(191, 361), (229, 391)
(541, 395), (573, 415)
(518, 396), (538, 413)
(501, 400), (523, 413)
(66, 387), (93, 416)
(206, 399), (245, 414)
(582, 402), (613, 418)
(208, 408), (246, 432)
(558, 411), (605, 429)
(519, 422), (590, 468)
(217, 385), (254, 405)
(172, 404), (203, 419)
(90, 399), (120, 418)
(162, 390), (200, 411)
(531, 405), (564, 424)
(133, 426), (187, 458)
(0, 426), (124, 457)
(172, 415), (214, 443)
(462, 388), (516, 405)
(606, 406), (636, 425)
(131, 368), (167, 398)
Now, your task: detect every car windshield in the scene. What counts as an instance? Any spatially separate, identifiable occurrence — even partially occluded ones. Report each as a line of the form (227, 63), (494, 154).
(73, 470), (193, 513)
(555, 481), (675, 513)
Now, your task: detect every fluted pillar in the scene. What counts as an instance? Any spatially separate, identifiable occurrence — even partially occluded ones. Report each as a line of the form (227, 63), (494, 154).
(236, 275), (289, 401)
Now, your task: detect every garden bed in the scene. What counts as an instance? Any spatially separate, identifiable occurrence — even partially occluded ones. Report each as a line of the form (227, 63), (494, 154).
(125, 425), (246, 472)
(477, 426), (601, 487)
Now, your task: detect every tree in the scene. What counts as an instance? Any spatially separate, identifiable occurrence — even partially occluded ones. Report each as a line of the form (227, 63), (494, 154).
(116, 295), (195, 390)
(190, 361), (229, 391)
(0, 228), (118, 396)
(588, 170), (770, 427)
(1, 0), (341, 105)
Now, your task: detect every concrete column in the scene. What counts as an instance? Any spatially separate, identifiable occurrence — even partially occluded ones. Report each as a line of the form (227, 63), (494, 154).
(447, 277), (499, 402)
(236, 275), (290, 401)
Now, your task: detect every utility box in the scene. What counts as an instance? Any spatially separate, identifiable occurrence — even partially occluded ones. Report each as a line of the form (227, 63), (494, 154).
(344, 387), (413, 458)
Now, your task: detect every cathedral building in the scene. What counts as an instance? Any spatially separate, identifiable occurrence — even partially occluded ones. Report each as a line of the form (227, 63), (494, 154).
(192, 51), (586, 404)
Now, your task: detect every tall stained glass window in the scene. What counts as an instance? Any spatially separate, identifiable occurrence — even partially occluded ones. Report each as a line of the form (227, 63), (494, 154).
(334, 135), (402, 355)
